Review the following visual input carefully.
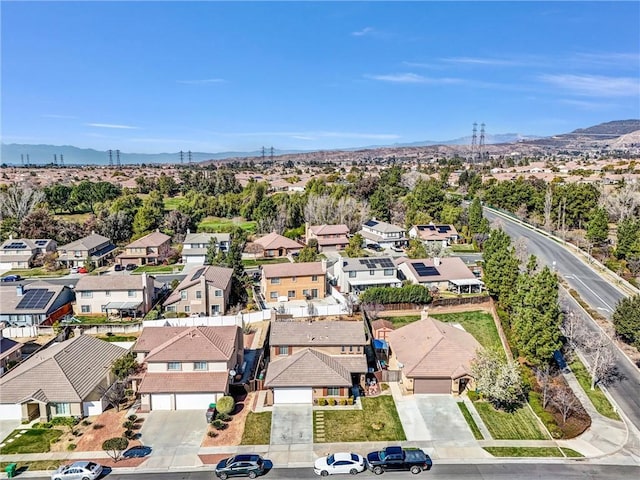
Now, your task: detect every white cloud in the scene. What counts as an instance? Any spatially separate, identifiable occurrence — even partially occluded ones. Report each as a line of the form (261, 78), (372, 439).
(351, 27), (374, 37)
(538, 74), (640, 97)
(441, 56), (525, 67)
(291, 135), (315, 140)
(87, 123), (140, 130)
(176, 78), (225, 85)
(365, 73), (462, 84)
(557, 98), (615, 110)
(41, 114), (77, 119)
(572, 52), (640, 69)
(212, 130), (400, 140)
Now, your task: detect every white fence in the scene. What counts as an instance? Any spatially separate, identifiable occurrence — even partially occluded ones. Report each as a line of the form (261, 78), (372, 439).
(275, 303), (348, 318)
(143, 309), (272, 328)
(1, 325), (38, 339)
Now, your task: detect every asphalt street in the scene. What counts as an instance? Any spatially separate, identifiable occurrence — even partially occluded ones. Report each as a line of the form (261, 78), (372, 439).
(21, 463), (640, 480)
(483, 208), (640, 430)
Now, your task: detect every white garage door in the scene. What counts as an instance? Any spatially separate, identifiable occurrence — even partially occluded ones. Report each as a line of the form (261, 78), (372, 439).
(151, 394), (172, 410)
(175, 393), (217, 410)
(0, 404), (22, 420)
(82, 400), (105, 417)
(273, 388), (312, 404)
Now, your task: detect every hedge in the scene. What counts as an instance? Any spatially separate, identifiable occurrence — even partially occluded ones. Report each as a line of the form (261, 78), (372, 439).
(360, 284), (432, 304)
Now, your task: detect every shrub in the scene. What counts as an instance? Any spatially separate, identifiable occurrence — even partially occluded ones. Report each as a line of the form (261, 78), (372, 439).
(128, 414), (138, 422)
(347, 398), (354, 405)
(81, 420), (91, 427)
(338, 398), (347, 406)
(123, 421), (135, 430)
(67, 443), (77, 451)
(327, 398), (336, 406)
(216, 412), (231, 422)
(212, 419), (227, 430)
(124, 429), (135, 439)
(93, 423), (105, 430)
(216, 395), (235, 415)
(208, 431), (218, 438)
(317, 398), (327, 406)
(467, 390), (479, 402)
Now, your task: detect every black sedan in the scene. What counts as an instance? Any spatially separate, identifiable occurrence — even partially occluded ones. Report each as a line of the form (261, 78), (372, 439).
(215, 454), (266, 479)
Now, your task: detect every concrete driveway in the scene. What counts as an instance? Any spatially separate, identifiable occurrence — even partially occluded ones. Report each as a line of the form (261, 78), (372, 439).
(0, 419), (20, 443)
(139, 410), (208, 468)
(413, 395), (475, 443)
(270, 404), (312, 445)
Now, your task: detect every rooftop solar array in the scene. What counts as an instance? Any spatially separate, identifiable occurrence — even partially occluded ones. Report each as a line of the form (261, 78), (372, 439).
(16, 289), (55, 310)
(364, 220), (379, 228)
(417, 225), (451, 234)
(412, 262), (440, 277)
(191, 267), (205, 281)
(358, 258), (395, 269)
(35, 240), (48, 246)
(3, 242), (27, 249)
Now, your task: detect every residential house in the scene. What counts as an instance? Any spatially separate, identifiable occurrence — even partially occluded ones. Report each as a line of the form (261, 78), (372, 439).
(247, 232), (303, 258)
(0, 237), (56, 270)
(116, 231), (172, 267)
(74, 273), (157, 318)
(305, 224), (350, 252)
(0, 334), (127, 421)
(181, 230), (231, 265)
(408, 224), (459, 248)
(359, 219), (407, 249)
(0, 329), (22, 375)
(57, 233), (116, 268)
(261, 261), (326, 303)
(396, 257), (484, 294)
(387, 313), (482, 394)
(0, 282), (74, 327)
(133, 325), (243, 411)
(163, 265), (233, 316)
(332, 256), (401, 294)
(264, 320), (368, 404)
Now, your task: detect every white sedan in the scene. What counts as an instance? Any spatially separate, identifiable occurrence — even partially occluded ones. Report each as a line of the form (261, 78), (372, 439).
(51, 461), (103, 480)
(314, 452), (366, 476)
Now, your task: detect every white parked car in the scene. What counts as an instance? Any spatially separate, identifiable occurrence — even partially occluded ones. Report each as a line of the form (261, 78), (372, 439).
(51, 461), (103, 480)
(314, 452), (366, 476)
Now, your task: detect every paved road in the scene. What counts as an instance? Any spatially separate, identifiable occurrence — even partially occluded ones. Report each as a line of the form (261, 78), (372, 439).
(22, 464), (640, 479)
(483, 208), (640, 430)
(484, 209), (625, 318)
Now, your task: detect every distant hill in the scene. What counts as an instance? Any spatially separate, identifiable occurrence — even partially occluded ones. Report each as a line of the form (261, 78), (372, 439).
(569, 119), (640, 138)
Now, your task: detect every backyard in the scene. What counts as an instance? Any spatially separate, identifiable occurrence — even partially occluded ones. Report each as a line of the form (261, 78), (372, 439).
(198, 216), (257, 234)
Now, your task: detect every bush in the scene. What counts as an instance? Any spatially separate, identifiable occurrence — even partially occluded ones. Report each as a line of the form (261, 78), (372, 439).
(327, 398), (336, 406)
(124, 429), (135, 439)
(338, 398), (346, 406)
(212, 419), (227, 430)
(347, 398), (354, 405)
(467, 390), (479, 402)
(360, 284), (432, 305)
(81, 420), (91, 427)
(67, 443), (77, 451)
(208, 430), (218, 438)
(216, 395), (235, 415)
(128, 414), (138, 422)
(216, 412), (231, 422)
(317, 398), (327, 406)
(123, 421), (135, 430)
(93, 423), (105, 430)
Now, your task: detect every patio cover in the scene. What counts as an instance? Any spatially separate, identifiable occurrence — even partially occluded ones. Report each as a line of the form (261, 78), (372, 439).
(448, 278), (484, 286)
(104, 301), (142, 310)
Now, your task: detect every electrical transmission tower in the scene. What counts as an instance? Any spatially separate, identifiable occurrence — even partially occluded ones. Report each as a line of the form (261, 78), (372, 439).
(116, 149), (121, 168)
(261, 146), (266, 161)
(60, 154), (64, 166)
(188, 150), (192, 164)
(269, 146), (274, 161)
(180, 150), (184, 164)
(53, 154), (58, 166)
(470, 122), (478, 163)
(479, 123), (486, 162)
(108, 150), (113, 167)
(20, 154), (24, 166)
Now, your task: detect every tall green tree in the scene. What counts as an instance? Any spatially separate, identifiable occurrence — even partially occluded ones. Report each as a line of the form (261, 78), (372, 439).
(133, 191), (165, 235)
(615, 217), (640, 260)
(482, 229), (519, 307)
(586, 207), (609, 246)
(344, 233), (365, 258)
(295, 244), (319, 263)
(468, 197), (484, 235)
(613, 295), (640, 350)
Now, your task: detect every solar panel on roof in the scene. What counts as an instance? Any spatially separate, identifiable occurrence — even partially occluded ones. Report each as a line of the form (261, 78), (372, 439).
(16, 289), (55, 310)
(4, 242), (27, 249)
(359, 259), (369, 265)
(412, 262), (440, 277)
(364, 220), (379, 227)
(437, 226), (451, 233)
(35, 240), (48, 246)
(191, 267), (205, 281)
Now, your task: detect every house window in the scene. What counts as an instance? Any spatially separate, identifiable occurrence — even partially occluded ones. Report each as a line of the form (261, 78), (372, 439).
(128, 290), (136, 297)
(311, 289), (318, 298)
(271, 277), (280, 284)
(184, 306), (190, 313)
(270, 292), (278, 299)
(81, 305), (91, 313)
(211, 305), (220, 314)
(288, 290), (295, 298)
(194, 361), (207, 371)
(278, 346), (289, 355)
(327, 387), (340, 396)
(196, 290), (202, 299)
(370, 270), (375, 275)
(348, 271), (356, 278)
(215, 290), (222, 297)
(80, 291), (92, 298)
(384, 269), (394, 276)
(166, 306), (176, 312)
(105, 291), (111, 297)
(181, 291), (188, 300)
(51, 402), (71, 415)
(168, 362), (181, 371)
(311, 275), (318, 282)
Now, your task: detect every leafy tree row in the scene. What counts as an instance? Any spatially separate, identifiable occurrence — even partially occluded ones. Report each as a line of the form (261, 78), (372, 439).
(360, 284), (432, 304)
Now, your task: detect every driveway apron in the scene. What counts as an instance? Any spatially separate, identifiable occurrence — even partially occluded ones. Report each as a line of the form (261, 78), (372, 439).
(414, 395), (476, 443)
(139, 410), (208, 468)
(270, 404), (313, 445)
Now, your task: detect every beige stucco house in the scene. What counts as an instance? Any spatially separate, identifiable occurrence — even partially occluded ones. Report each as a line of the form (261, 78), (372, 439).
(163, 265), (233, 316)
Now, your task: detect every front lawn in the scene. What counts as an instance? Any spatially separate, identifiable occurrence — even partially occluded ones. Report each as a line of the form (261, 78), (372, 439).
(456, 402), (483, 439)
(473, 401), (549, 440)
(0, 429), (63, 454)
(449, 244), (478, 252)
(240, 412), (271, 445)
(0, 460), (63, 472)
(431, 311), (503, 353)
(314, 396), (406, 443)
(569, 358), (620, 421)
(131, 265), (183, 274)
(483, 447), (583, 457)
(242, 258), (291, 267)
(4, 268), (68, 278)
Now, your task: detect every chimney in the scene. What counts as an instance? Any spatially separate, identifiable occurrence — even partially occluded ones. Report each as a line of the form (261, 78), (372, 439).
(321, 258), (327, 272)
(16, 284), (24, 297)
(434, 257), (440, 267)
(187, 228), (191, 235)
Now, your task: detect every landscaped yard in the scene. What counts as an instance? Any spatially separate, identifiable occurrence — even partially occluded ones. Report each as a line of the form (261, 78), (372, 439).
(483, 447), (583, 457)
(457, 402), (483, 440)
(0, 460), (63, 473)
(569, 358), (620, 421)
(431, 311), (504, 353)
(198, 217), (257, 234)
(163, 196), (185, 211)
(473, 401), (549, 440)
(449, 244), (478, 252)
(379, 315), (420, 329)
(240, 412), (272, 445)
(0, 429), (63, 454)
(4, 268), (68, 278)
(73, 316), (140, 325)
(131, 264), (183, 274)
(314, 396), (406, 443)
(242, 257), (291, 267)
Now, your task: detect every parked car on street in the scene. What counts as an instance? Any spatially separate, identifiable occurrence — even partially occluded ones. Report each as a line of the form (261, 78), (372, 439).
(77, 267), (88, 274)
(366, 446), (432, 475)
(50, 461), (103, 480)
(314, 452), (366, 476)
(1, 274), (22, 282)
(215, 454), (265, 479)
(125, 263), (137, 271)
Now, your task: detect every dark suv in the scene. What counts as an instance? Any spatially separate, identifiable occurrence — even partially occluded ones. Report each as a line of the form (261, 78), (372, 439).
(215, 454), (265, 479)
(125, 263), (137, 271)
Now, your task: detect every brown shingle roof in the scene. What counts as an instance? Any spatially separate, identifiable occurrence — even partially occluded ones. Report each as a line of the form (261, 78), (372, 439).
(59, 233), (112, 251)
(270, 320), (367, 346)
(395, 257), (477, 282)
(261, 261), (325, 278)
(0, 335), (127, 403)
(138, 372), (228, 394)
(134, 326), (239, 362)
(163, 265), (233, 306)
(388, 317), (482, 380)
(253, 232), (303, 250)
(126, 231), (171, 248)
(309, 224), (349, 236)
(74, 274), (148, 292)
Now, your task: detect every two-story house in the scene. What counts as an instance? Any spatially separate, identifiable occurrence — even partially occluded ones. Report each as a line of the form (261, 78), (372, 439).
(116, 231), (172, 267)
(73, 273), (156, 318)
(181, 230), (231, 265)
(359, 219), (407, 250)
(305, 224), (350, 252)
(264, 320), (368, 404)
(163, 265), (233, 316)
(261, 261), (326, 303)
(0, 329), (22, 375)
(57, 233), (116, 269)
(132, 325), (243, 411)
(0, 282), (74, 327)
(332, 256), (401, 294)
(408, 224), (460, 248)
(0, 237), (57, 270)
(247, 231), (303, 258)
(396, 257), (484, 294)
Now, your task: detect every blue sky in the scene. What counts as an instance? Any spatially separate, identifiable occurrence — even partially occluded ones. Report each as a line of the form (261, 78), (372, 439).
(2, 1), (639, 154)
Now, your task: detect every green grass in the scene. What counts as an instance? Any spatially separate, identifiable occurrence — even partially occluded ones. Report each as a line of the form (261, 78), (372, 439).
(449, 244), (478, 252)
(241, 412), (271, 445)
(198, 217), (257, 234)
(131, 265), (183, 274)
(528, 391), (563, 439)
(0, 429), (63, 454)
(163, 196), (186, 211)
(569, 358), (621, 421)
(483, 447), (583, 457)
(314, 396), (406, 443)
(457, 402), (484, 439)
(73, 316), (140, 325)
(0, 460), (63, 472)
(242, 257), (291, 267)
(431, 311), (503, 353)
(4, 268), (68, 278)
(473, 401), (549, 440)
(96, 335), (139, 342)
(380, 315), (421, 329)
